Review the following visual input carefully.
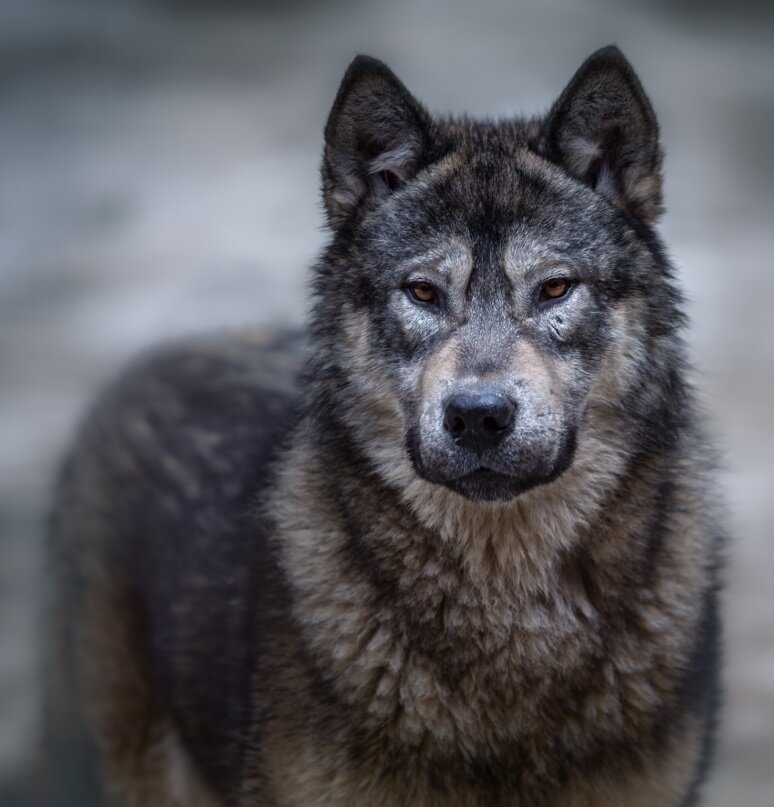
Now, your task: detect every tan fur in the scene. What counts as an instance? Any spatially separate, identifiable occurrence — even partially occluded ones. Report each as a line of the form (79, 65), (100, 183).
(265, 429), (709, 805)
(251, 278), (713, 804)
(421, 334), (462, 399)
(561, 717), (704, 806)
(258, 716), (703, 807)
(63, 467), (220, 806)
(54, 52), (719, 805)
(156, 728), (222, 807)
(56, 305), (714, 805)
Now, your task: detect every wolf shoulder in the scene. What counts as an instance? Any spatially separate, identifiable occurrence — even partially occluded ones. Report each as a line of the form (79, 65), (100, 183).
(59, 328), (305, 514)
(50, 329), (307, 798)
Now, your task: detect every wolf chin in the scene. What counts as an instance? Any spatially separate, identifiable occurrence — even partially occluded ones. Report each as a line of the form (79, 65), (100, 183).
(53, 46), (723, 806)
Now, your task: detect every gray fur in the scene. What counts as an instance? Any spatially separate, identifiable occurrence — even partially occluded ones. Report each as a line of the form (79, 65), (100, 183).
(52, 47), (723, 806)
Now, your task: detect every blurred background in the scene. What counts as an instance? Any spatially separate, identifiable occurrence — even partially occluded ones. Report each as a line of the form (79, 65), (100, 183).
(1, 0), (772, 804)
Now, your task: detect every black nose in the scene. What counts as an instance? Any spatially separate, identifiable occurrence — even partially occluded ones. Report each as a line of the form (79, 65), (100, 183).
(443, 391), (516, 451)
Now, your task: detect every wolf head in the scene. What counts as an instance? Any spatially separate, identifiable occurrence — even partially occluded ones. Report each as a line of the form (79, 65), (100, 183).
(311, 47), (685, 504)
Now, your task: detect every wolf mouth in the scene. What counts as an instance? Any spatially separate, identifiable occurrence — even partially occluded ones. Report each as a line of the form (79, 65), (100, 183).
(453, 468), (521, 501)
(446, 467), (561, 502)
(406, 425), (578, 502)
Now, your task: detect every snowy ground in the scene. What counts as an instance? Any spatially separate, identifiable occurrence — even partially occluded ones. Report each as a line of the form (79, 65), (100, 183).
(1, 1), (773, 804)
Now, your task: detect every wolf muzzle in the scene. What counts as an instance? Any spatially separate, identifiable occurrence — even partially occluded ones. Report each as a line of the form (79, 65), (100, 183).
(443, 389), (516, 452)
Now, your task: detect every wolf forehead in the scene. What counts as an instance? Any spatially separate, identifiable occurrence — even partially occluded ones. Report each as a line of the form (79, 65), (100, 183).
(373, 149), (613, 245)
(348, 123), (625, 245)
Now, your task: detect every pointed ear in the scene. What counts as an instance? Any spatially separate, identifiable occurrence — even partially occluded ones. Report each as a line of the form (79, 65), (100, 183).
(322, 55), (433, 230)
(543, 46), (663, 225)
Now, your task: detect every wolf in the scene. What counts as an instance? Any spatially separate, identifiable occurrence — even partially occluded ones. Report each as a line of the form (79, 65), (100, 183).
(52, 46), (723, 806)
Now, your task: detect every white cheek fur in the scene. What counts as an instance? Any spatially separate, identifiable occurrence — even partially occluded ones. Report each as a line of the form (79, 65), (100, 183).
(396, 292), (444, 340)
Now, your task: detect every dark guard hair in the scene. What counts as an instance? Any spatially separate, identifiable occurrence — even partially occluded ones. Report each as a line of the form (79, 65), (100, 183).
(50, 46), (723, 807)
(542, 46), (664, 224)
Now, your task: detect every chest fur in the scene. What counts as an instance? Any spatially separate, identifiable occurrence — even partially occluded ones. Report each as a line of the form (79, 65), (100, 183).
(258, 556), (700, 807)
(283, 533), (686, 764)
(271, 453), (705, 795)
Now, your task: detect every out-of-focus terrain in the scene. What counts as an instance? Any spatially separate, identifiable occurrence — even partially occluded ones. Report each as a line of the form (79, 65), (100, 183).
(1, 1), (773, 804)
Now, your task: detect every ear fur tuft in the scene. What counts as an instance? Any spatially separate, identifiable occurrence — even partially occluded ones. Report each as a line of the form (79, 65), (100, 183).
(322, 56), (432, 230)
(543, 46), (663, 224)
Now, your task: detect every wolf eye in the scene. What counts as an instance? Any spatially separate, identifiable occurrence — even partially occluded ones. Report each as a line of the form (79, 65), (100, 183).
(539, 277), (572, 303)
(406, 281), (439, 305)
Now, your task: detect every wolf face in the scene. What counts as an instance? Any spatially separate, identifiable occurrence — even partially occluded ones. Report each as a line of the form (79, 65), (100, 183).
(315, 48), (679, 502)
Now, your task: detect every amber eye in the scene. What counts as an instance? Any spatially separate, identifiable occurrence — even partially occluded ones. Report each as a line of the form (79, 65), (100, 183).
(540, 277), (571, 301)
(407, 281), (438, 305)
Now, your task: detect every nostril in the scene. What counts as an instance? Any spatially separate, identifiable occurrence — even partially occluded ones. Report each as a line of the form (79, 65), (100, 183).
(482, 415), (502, 433)
(450, 416), (466, 435)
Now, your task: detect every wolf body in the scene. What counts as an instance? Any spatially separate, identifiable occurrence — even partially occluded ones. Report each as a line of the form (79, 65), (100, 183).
(54, 47), (723, 806)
